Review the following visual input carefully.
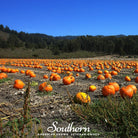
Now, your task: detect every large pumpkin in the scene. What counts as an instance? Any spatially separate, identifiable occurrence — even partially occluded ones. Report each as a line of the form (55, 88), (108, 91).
(74, 92), (91, 104)
(108, 82), (120, 92)
(63, 76), (72, 85)
(120, 86), (133, 98)
(102, 85), (115, 96)
(127, 85), (137, 94)
(13, 79), (25, 89)
(135, 76), (138, 83)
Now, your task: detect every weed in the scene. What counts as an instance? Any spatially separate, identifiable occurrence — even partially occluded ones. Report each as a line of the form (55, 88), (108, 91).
(71, 94), (138, 137)
(0, 79), (43, 137)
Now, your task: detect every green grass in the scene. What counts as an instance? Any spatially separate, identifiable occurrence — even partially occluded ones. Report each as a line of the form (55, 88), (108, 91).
(0, 47), (105, 58)
(0, 78), (10, 83)
(72, 94), (138, 137)
(30, 81), (38, 87)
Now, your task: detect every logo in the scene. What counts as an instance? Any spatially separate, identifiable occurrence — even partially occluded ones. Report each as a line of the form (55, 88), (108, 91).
(38, 121), (100, 136)
(47, 121), (90, 133)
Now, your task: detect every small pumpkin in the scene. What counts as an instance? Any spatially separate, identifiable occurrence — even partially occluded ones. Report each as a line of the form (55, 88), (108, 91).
(125, 76), (131, 82)
(98, 70), (103, 74)
(74, 92), (91, 104)
(13, 79), (25, 89)
(102, 85), (115, 96)
(85, 73), (91, 79)
(134, 69), (138, 73)
(104, 73), (112, 79)
(29, 72), (36, 78)
(104, 70), (109, 74)
(70, 76), (75, 83)
(50, 74), (61, 81)
(97, 75), (105, 80)
(44, 84), (53, 92)
(89, 85), (96, 92)
(39, 82), (47, 91)
(20, 70), (25, 74)
(25, 70), (32, 76)
(111, 71), (118, 76)
(43, 75), (48, 79)
(39, 82), (53, 92)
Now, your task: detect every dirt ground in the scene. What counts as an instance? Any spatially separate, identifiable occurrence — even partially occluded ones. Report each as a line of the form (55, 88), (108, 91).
(0, 56), (138, 137)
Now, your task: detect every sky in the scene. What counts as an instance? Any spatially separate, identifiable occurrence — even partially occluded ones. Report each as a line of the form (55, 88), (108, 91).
(0, 0), (138, 36)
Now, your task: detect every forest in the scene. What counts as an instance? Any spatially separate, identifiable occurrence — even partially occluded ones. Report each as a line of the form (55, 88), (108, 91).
(0, 24), (138, 57)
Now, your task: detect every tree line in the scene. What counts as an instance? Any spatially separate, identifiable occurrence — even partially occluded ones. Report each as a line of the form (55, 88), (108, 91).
(0, 24), (138, 56)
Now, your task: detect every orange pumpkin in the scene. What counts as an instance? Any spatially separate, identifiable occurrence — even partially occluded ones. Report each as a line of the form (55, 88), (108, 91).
(20, 70), (25, 74)
(111, 71), (118, 75)
(25, 70), (32, 76)
(108, 82), (120, 92)
(127, 85), (137, 94)
(13, 79), (25, 89)
(135, 76), (138, 83)
(85, 73), (91, 79)
(98, 70), (103, 74)
(39, 82), (53, 92)
(0, 73), (8, 79)
(29, 72), (36, 77)
(102, 85), (115, 96)
(89, 85), (96, 92)
(120, 86), (133, 98)
(43, 75), (48, 79)
(104, 73), (112, 79)
(125, 76), (131, 82)
(104, 70), (109, 74)
(39, 82), (47, 91)
(74, 92), (91, 104)
(97, 75), (105, 80)
(63, 76), (72, 85)
(70, 76), (75, 83)
(44, 84), (53, 92)
(134, 69), (138, 73)
(50, 73), (61, 81)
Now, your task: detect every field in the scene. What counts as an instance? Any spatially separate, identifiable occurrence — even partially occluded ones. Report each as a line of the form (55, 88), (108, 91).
(0, 56), (138, 137)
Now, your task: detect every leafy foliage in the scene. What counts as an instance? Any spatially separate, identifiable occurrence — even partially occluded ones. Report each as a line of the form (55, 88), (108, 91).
(0, 24), (138, 57)
(72, 95), (138, 137)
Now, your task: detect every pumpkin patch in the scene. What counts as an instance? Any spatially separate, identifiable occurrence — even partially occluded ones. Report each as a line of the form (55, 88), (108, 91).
(0, 57), (138, 137)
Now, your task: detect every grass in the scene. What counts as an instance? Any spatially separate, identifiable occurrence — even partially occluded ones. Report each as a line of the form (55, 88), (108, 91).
(71, 94), (138, 137)
(0, 78), (10, 83)
(0, 47), (105, 58)
(30, 81), (38, 87)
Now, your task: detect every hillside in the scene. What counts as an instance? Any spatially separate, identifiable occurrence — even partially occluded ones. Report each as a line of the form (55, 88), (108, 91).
(0, 24), (138, 58)
(0, 31), (9, 41)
